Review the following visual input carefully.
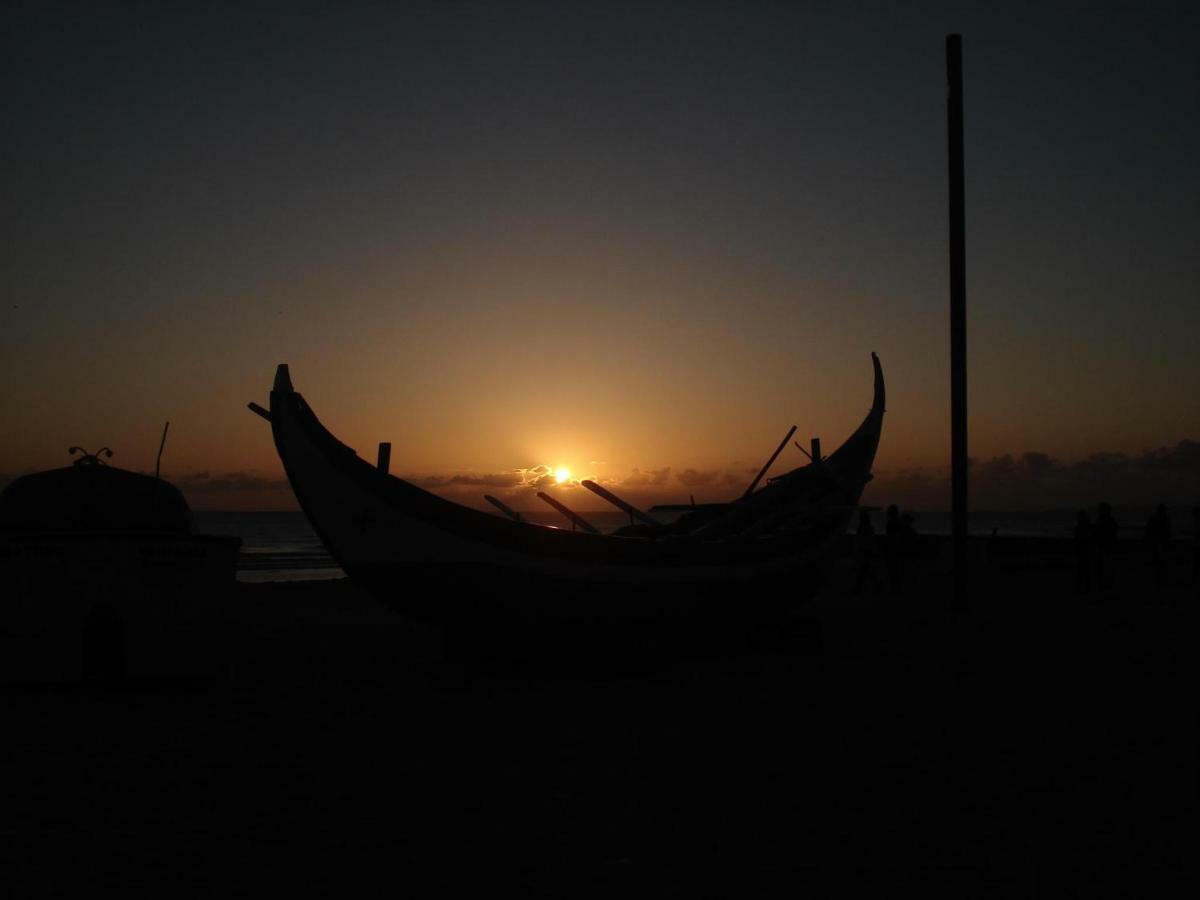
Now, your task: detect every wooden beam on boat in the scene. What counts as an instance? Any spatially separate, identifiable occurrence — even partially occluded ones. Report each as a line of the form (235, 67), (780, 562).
(742, 425), (797, 499)
(580, 480), (661, 527)
(794, 437), (823, 464)
(376, 442), (391, 474)
(247, 402), (271, 422)
(484, 494), (523, 522)
(536, 492), (600, 534)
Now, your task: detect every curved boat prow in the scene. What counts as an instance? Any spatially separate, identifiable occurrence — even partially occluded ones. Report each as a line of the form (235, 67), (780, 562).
(821, 352), (885, 472)
(274, 364), (293, 393)
(853, 350), (886, 448)
(689, 353), (884, 539)
(864, 351), (886, 436)
(871, 351), (885, 416)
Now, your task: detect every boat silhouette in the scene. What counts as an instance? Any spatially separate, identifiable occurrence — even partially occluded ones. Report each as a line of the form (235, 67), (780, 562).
(253, 354), (885, 623)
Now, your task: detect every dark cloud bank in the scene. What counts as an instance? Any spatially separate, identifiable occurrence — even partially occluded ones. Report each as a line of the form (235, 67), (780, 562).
(174, 471), (280, 493)
(4, 441), (1195, 513)
(863, 440), (1200, 512)
(415, 441), (1199, 513)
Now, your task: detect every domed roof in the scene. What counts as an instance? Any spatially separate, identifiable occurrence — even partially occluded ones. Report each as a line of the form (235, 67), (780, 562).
(0, 451), (193, 535)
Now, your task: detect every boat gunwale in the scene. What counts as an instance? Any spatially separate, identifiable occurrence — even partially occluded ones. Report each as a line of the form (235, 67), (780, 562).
(268, 355), (884, 573)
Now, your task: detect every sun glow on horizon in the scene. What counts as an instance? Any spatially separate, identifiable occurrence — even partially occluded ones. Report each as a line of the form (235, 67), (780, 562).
(554, 466), (571, 484)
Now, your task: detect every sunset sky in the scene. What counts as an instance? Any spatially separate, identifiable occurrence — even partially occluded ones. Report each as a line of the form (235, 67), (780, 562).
(3, 1), (1197, 511)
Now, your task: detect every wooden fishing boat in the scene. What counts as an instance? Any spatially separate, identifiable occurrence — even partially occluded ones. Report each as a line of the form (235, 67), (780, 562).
(255, 354), (885, 623)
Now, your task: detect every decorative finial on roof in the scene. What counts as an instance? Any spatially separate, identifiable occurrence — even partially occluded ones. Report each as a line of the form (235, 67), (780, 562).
(70, 447), (113, 466)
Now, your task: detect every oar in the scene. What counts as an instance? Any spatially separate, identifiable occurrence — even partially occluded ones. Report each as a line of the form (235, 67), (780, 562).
(742, 425), (797, 499)
(536, 492), (600, 534)
(580, 480), (661, 527)
(484, 494), (524, 522)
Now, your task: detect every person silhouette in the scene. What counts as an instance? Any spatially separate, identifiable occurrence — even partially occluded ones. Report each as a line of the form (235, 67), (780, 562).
(850, 509), (882, 595)
(1145, 504), (1171, 589)
(1093, 502), (1118, 601)
(1073, 510), (1093, 596)
(1191, 506), (1199, 588)
(885, 504), (904, 596)
(899, 513), (919, 592)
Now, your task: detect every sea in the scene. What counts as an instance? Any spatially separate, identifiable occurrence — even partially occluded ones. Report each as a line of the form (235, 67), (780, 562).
(194, 508), (1174, 583)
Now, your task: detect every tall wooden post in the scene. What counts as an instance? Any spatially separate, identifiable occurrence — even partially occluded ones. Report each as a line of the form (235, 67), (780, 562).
(947, 34), (969, 610)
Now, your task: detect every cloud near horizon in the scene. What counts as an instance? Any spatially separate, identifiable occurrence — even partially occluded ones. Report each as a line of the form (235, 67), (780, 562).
(864, 440), (1200, 512)
(515, 465), (569, 490)
(674, 468), (745, 488)
(3, 440), (1196, 514)
(174, 471), (279, 493)
(418, 472), (522, 489)
(622, 467), (671, 486)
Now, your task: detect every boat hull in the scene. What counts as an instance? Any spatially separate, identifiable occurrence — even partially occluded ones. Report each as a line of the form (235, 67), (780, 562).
(268, 357), (884, 624)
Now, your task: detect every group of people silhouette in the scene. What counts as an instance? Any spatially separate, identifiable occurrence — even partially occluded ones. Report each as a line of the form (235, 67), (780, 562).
(849, 501), (1198, 601)
(850, 504), (918, 596)
(1194, 506), (1200, 587)
(1073, 502), (1121, 599)
(1071, 501), (1193, 598)
(1075, 504), (1195, 602)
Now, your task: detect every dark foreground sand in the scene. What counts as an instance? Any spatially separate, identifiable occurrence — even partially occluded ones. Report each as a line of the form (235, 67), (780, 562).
(3, 544), (1194, 895)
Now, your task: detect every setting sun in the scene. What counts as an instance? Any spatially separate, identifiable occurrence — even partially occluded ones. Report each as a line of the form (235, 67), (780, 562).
(554, 466), (571, 484)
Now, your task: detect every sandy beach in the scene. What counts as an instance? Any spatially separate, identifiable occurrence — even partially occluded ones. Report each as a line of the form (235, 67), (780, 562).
(3, 540), (1193, 894)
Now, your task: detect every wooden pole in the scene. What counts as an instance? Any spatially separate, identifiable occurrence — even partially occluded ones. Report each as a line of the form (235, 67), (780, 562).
(743, 425), (798, 499)
(947, 34), (969, 610)
(155, 421), (170, 479)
